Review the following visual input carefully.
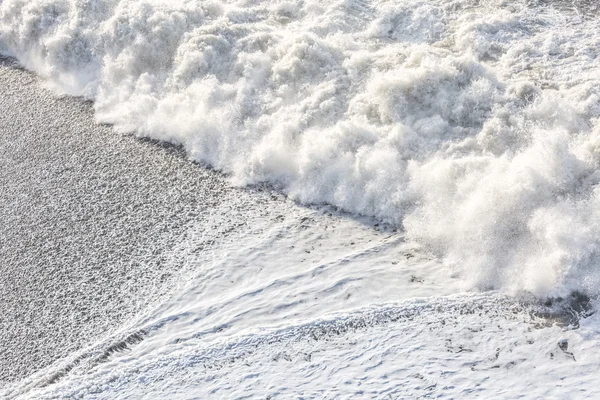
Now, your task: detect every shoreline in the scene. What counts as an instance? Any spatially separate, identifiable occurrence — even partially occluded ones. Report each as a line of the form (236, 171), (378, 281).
(0, 57), (246, 384)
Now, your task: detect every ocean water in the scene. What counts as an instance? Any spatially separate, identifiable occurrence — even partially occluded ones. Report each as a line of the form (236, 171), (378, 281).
(2, 0), (600, 295)
(1, 0), (600, 398)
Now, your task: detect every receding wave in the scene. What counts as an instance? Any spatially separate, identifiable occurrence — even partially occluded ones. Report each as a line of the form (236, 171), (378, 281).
(1, 0), (600, 295)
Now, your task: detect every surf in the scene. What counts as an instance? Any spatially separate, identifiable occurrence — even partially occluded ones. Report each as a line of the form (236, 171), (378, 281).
(2, 0), (599, 296)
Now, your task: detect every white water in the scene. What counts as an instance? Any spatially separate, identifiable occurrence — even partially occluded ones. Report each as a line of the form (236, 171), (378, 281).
(1, 0), (600, 295)
(3, 1), (600, 397)
(5, 196), (600, 399)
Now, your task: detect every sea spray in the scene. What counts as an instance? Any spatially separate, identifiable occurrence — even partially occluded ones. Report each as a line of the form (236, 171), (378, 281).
(2, 0), (600, 295)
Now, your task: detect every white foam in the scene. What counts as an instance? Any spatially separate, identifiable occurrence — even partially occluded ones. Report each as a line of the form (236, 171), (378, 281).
(14, 293), (600, 400)
(2, 0), (600, 295)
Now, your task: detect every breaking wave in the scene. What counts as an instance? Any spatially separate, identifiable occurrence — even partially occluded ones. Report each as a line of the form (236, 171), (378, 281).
(2, 0), (600, 295)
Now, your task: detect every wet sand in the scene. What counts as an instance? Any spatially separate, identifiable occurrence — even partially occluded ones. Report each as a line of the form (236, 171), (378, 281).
(0, 57), (241, 384)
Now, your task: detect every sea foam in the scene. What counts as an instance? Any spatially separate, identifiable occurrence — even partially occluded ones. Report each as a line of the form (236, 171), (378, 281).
(1, 0), (600, 295)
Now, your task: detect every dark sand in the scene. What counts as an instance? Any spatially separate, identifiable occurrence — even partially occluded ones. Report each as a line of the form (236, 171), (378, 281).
(0, 57), (251, 385)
